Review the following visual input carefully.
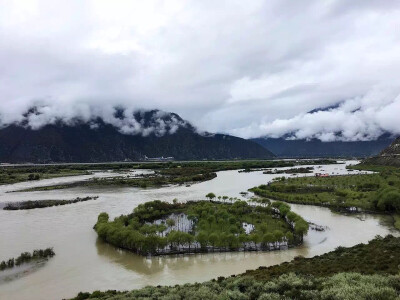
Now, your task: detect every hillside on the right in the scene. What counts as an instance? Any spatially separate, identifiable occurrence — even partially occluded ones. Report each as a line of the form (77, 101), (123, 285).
(363, 137), (400, 167)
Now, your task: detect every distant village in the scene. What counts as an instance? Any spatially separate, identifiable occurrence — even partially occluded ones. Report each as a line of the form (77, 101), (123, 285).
(143, 155), (174, 162)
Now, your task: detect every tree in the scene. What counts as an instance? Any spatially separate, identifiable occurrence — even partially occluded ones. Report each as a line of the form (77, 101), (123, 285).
(250, 233), (261, 249)
(294, 220), (309, 241)
(285, 232), (294, 243)
(209, 233), (219, 250)
(259, 223), (268, 234)
(196, 231), (208, 249)
(238, 234), (248, 250)
(262, 233), (274, 249)
(166, 219), (176, 227)
(206, 193), (216, 201)
(182, 232), (194, 252)
(273, 230), (284, 248)
(226, 234), (238, 249)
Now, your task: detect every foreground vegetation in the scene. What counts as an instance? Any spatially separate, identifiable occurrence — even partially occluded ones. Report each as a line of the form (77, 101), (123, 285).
(71, 235), (400, 300)
(94, 199), (309, 256)
(12, 159), (337, 192)
(0, 248), (55, 271)
(3, 196), (99, 210)
(250, 166), (400, 216)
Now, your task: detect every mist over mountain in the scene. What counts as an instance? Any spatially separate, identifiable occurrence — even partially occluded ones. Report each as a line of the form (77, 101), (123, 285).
(0, 109), (274, 163)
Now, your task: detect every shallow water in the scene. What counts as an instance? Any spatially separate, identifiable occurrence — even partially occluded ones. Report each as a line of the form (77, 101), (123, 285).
(0, 161), (396, 300)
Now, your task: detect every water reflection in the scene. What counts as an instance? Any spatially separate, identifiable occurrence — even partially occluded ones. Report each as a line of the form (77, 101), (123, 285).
(96, 239), (165, 275)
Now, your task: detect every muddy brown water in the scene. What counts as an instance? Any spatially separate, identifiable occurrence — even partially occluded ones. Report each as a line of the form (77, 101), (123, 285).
(0, 161), (397, 300)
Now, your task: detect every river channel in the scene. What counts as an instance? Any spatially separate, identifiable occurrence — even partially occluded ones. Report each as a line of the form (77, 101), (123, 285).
(0, 161), (397, 300)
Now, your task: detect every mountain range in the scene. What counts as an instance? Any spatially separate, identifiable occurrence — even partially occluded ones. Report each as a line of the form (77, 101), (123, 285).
(251, 135), (395, 158)
(0, 109), (274, 163)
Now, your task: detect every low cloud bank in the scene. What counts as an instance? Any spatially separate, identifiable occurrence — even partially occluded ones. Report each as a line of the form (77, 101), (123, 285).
(230, 86), (400, 141)
(0, 102), (189, 137)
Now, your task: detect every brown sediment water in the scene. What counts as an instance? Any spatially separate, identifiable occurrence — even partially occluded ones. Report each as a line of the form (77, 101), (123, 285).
(0, 161), (397, 300)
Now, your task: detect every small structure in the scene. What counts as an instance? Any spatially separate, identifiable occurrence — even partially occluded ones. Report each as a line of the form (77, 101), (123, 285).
(315, 173), (329, 177)
(144, 155), (174, 161)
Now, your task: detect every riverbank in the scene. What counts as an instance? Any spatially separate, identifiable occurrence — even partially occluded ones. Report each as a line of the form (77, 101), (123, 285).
(70, 235), (400, 300)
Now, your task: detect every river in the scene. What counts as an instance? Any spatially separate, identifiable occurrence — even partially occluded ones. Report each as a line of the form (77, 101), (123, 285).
(0, 161), (397, 300)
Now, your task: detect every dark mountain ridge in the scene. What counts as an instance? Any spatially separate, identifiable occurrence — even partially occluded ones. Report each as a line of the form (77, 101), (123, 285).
(252, 134), (395, 158)
(0, 109), (274, 163)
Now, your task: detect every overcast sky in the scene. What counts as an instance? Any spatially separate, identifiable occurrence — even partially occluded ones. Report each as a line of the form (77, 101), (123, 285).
(0, 0), (399, 141)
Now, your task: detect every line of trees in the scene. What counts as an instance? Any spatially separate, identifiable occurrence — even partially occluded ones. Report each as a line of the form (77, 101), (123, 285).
(4, 196), (99, 210)
(0, 248), (55, 271)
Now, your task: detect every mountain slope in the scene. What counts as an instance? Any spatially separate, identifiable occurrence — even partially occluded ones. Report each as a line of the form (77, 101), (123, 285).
(363, 137), (400, 167)
(0, 110), (274, 163)
(251, 135), (394, 158)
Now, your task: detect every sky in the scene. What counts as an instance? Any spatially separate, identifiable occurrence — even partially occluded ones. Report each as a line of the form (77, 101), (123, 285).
(0, 0), (399, 141)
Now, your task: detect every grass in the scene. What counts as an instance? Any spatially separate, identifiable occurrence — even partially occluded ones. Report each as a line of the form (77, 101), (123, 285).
(0, 167), (90, 185)
(245, 235), (400, 280)
(250, 165), (400, 215)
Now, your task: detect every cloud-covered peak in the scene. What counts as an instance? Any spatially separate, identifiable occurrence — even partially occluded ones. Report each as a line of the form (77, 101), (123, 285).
(230, 86), (400, 141)
(3, 104), (190, 137)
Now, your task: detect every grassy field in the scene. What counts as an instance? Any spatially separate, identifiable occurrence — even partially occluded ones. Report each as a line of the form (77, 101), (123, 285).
(250, 165), (400, 214)
(0, 166), (90, 185)
(71, 235), (400, 300)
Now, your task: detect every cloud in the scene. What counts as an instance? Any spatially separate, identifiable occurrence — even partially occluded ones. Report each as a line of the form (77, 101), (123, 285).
(0, 0), (399, 141)
(230, 86), (400, 141)
(1, 102), (189, 137)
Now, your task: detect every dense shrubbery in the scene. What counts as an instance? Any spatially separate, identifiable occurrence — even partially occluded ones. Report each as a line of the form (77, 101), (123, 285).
(72, 273), (400, 300)
(0, 248), (55, 271)
(71, 236), (400, 300)
(94, 199), (308, 255)
(4, 196), (99, 210)
(246, 235), (400, 279)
